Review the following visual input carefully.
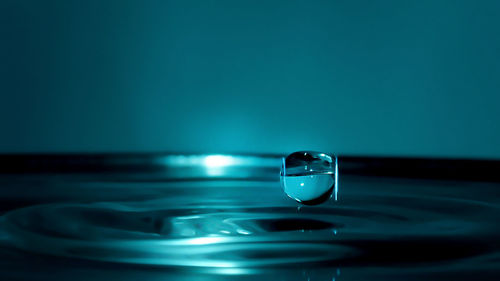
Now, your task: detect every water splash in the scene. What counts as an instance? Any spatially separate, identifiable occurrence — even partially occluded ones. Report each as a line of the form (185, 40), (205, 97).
(281, 151), (338, 205)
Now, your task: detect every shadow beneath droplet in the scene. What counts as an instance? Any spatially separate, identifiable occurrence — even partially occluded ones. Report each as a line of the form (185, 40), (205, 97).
(255, 218), (338, 232)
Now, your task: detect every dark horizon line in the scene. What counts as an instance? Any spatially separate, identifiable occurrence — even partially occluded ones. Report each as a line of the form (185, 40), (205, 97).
(0, 153), (499, 182)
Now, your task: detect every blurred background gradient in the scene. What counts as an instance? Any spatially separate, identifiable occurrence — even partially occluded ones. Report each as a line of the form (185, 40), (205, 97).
(1, 0), (499, 158)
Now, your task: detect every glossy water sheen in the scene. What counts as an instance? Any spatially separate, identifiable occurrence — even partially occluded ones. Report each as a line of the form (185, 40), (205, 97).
(0, 174), (499, 280)
(281, 175), (335, 205)
(281, 151), (338, 205)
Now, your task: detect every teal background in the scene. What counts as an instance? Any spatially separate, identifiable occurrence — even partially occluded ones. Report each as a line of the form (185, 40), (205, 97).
(1, 0), (499, 158)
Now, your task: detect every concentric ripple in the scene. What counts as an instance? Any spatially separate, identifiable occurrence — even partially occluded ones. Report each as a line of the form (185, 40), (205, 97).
(2, 177), (499, 269)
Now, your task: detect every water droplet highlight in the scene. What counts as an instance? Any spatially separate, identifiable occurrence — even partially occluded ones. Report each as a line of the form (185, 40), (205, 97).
(281, 151), (338, 205)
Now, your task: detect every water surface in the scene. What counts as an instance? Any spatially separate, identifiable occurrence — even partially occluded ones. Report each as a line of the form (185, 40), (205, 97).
(0, 165), (499, 280)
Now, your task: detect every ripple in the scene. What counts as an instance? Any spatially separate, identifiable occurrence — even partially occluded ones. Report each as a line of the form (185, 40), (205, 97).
(2, 184), (499, 269)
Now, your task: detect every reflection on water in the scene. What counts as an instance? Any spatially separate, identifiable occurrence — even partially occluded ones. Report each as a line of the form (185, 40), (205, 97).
(0, 162), (499, 280)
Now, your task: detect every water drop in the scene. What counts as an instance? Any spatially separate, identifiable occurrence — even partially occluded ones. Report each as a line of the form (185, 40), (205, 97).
(280, 151), (338, 205)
